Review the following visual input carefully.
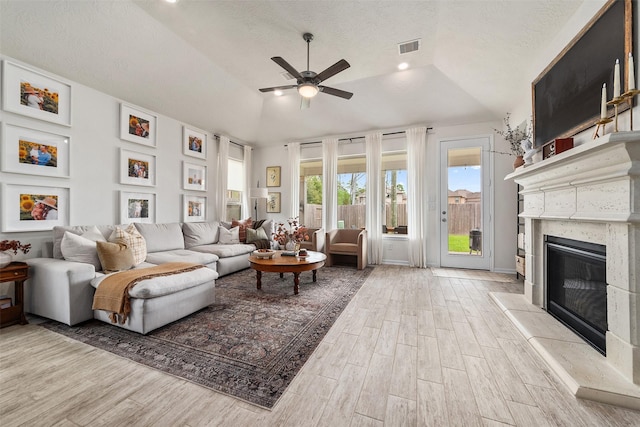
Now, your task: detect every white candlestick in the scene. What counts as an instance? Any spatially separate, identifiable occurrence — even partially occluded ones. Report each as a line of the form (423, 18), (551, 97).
(614, 58), (621, 98)
(629, 52), (636, 91)
(601, 83), (607, 119)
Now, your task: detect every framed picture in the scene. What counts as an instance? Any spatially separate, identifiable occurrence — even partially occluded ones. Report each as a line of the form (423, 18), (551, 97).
(267, 192), (281, 213)
(1, 60), (72, 126)
(1, 123), (70, 178)
(266, 166), (281, 187)
(183, 126), (207, 160)
(183, 195), (206, 222)
(119, 103), (157, 147)
(183, 161), (206, 191)
(1, 183), (69, 232)
(120, 191), (155, 224)
(120, 148), (156, 187)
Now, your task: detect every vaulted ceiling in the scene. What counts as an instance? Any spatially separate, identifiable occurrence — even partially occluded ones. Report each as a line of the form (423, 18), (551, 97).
(0, 0), (585, 147)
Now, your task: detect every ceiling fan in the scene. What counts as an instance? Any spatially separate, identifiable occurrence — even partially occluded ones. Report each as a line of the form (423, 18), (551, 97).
(259, 33), (353, 104)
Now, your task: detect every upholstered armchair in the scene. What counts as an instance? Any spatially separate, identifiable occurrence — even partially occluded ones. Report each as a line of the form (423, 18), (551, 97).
(299, 228), (325, 253)
(325, 229), (367, 270)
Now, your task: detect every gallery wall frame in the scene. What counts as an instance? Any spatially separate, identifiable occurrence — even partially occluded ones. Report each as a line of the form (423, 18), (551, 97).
(267, 192), (281, 213)
(120, 103), (157, 147)
(183, 195), (206, 223)
(183, 161), (207, 192)
(119, 191), (156, 224)
(120, 148), (156, 187)
(1, 123), (70, 178)
(1, 183), (69, 232)
(2, 60), (72, 126)
(183, 126), (207, 160)
(266, 166), (281, 187)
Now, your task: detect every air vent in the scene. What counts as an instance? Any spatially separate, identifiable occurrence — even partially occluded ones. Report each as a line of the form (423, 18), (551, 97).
(398, 39), (421, 55)
(281, 71), (296, 81)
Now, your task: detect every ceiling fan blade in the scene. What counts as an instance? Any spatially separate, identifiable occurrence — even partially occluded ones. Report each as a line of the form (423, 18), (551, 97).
(315, 59), (350, 83)
(259, 85), (296, 93)
(271, 57), (303, 81)
(318, 85), (353, 100)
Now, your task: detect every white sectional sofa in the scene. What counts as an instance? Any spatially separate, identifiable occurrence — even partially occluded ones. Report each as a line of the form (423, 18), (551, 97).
(25, 220), (275, 332)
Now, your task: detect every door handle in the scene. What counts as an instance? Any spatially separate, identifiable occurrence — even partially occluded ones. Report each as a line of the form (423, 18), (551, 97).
(442, 218), (447, 222)
(442, 211), (446, 215)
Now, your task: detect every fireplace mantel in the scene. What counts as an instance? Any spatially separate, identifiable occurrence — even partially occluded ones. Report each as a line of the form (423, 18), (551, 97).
(503, 131), (640, 407)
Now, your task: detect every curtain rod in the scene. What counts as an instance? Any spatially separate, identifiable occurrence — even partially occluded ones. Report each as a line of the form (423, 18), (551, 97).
(285, 127), (433, 147)
(213, 134), (245, 148)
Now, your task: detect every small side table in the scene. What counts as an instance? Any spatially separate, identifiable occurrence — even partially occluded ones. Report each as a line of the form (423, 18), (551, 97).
(0, 261), (29, 328)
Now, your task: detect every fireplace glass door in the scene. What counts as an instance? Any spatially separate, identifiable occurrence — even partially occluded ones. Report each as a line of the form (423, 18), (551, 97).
(546, 236), (607, 354)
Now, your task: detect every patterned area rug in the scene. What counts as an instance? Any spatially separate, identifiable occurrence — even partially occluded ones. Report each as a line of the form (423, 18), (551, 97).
(41, 265), (372, 409)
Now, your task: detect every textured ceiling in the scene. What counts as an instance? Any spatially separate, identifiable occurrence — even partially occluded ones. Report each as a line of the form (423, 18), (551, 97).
(0, 0), (585, 147)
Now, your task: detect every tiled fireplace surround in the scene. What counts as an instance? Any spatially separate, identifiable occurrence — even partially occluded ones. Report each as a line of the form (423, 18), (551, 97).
(506, 131), (640, 408)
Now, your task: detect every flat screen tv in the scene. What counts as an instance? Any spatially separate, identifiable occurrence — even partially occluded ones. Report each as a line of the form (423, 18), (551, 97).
(532, 0), (632, 148)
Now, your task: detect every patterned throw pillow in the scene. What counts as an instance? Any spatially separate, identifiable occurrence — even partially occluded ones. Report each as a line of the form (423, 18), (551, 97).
(231, 217), (253, 243)
(109, 224), (147, 265)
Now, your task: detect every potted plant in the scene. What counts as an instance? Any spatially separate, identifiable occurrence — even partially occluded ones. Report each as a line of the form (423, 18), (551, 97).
(494, 113), (532, 169)
(0, 240), (31, 268)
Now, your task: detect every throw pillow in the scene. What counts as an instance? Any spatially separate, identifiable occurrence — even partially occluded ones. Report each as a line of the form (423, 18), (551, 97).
(96, 241), (135, 273)
(59, 226), (107, 270)
(232, 217), (253, 243)
(246, 227), (268, 243)
(218, 225), (240, 244)
(109, 224), (147, 265)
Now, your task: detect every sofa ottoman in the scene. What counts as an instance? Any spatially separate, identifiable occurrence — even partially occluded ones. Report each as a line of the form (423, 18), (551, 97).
(91, 264), (218, 334)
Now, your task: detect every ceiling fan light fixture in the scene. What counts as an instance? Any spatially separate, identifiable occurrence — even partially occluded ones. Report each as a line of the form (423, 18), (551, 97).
(398, 62), (409, 71)
(298, 83), (319, 98)
(274, 90), (284, 96)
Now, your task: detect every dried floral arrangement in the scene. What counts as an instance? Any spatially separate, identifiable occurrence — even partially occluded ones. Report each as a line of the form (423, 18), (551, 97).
(273, 217), (309, 246)
(0, 240), (31, 255)
(494, 113), (532, 156)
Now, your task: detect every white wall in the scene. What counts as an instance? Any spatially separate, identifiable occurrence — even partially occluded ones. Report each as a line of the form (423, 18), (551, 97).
(0, 56), (218, 259)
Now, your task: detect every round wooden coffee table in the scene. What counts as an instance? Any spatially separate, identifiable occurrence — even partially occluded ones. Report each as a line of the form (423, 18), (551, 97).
(248, 250), (327, 295)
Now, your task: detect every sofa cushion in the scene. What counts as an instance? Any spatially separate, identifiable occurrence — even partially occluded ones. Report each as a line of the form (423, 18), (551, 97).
(109, 224), (147, 265)
(231, 217), (253, 243)
(182, 221), (220, 248)
(246, 227), (268, 243)
(91, 266), (218, 299)
(219, 226), (240, 244)
(96, 241), (135, 273)
(53, 225), (115, 260)
(190, 243), (255, 258)
(144, 249), (218, 267)
(60, 226), (106, 270)
(135, 222), (184, 253)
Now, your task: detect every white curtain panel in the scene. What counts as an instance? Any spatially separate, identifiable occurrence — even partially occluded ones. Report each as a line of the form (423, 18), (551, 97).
(242, 145), (252, 218)
(288, 142), (301, 219)
(322, 138), (338, 232)
(216, 136), (230, 222)
(407, 127), (428, 267)
(365, 132), (383, 264)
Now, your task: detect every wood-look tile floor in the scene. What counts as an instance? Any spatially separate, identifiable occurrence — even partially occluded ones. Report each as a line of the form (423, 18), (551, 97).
(2, 265), (640, 426)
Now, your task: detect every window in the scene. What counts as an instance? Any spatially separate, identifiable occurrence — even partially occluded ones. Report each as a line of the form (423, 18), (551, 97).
(337, 156), (366, 229)
(226, 157), (244, 219)
(382, 152), (407, 234)
(299, 159), (322, 227)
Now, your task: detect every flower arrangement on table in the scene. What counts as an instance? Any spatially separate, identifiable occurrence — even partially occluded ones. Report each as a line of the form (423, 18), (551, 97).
(273, 217), (309, 247)
(0, 240), (31, 255)
(494, 113), (532, 157)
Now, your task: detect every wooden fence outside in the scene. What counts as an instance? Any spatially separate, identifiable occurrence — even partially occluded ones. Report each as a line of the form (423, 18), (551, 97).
(447, 203), (481, 235)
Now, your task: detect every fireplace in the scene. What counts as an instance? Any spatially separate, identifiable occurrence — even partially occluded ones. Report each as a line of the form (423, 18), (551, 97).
(546, 236), (607, 354)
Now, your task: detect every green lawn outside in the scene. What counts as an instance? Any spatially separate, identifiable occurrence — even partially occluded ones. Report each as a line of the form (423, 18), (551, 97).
(448, 234), (469, 253)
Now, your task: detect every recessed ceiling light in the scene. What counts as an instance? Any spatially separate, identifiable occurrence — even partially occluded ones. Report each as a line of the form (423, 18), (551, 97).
(165, 0), (178, 3)
(398, 62), (409, 71)
(274, 90), (283, 96)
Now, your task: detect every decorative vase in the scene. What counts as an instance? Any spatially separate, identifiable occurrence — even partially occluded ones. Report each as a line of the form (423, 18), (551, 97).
(513, 155), (525, 169)
(0, 251), (12, 269)
(285, 239), (297, 251)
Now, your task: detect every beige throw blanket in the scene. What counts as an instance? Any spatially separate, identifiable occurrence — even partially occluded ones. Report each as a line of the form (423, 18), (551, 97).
(92, 262), (204, 325)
